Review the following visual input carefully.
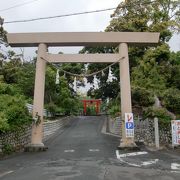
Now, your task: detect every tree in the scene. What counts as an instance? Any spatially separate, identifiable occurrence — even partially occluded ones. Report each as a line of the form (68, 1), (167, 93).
(45, 75), (81, 116)
(59, 62), (85, 88)
(131, 44), (170, 93)
(0, 51), (36, 100)
(81, 0), (180, 117)
(0, 44), (83, 118)
(44, 63), (83, 116)
(166, 51), (180, 89)
(161, 88), (180, 114)
(0, 24), (7, 45)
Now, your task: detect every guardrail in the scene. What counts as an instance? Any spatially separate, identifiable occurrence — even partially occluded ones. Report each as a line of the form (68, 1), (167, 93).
(26, 103), (52, 117)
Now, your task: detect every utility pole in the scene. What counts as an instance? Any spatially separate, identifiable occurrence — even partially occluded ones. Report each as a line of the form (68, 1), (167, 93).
(0, 17), (4, 27)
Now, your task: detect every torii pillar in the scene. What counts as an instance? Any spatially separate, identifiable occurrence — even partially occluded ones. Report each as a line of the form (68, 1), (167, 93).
(31, 44), (47, 148)
(118, 43), (137, 149)
(25, 43), (48, 151)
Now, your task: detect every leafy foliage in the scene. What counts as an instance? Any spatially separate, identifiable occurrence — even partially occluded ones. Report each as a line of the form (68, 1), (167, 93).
(86, 106), (96, 116)
(0, 48), (83, 121)
(44, 64), (83, 116)
(0, 0), (179, 126)
(131, 86), (155, 107)
(54, 77), (81, 115)
(161, 88), (180, 114)
(108, 104), (120, 118)
(81, 0), (180, 119)
(143, 107), (172, 121)
(0, 84), (32, 132)
(107, 97), (121, 117)
(2, 143), (15, 155)
(0, 26), (7, 45)
(0, 112), (9, 132)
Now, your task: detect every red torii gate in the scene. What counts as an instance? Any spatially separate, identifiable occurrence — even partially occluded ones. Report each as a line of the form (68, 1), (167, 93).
(82, 99), (101, 115)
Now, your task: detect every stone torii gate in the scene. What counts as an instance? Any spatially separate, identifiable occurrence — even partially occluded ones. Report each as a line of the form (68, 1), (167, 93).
(7, 32), (159, 151)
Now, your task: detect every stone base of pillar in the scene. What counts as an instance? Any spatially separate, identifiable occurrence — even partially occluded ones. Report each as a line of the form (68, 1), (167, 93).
(24, 143), (48, 152)
(117, 141), (140, 151)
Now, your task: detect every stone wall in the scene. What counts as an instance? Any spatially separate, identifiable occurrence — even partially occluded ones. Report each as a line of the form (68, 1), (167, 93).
(43, 116), (73, 141)
(158, 121), (172, 145)
(0, 116), (73, 155)
(108, 117), (122, 136)
(108, 116), (172, 146)
(0, 126), (31, 154)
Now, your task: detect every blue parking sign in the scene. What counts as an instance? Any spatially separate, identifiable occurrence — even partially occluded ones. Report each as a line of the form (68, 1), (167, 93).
(126, 122), (134, 129)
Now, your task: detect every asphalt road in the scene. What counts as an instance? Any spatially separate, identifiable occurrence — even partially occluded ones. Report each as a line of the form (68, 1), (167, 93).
(0, 116), (180, 180)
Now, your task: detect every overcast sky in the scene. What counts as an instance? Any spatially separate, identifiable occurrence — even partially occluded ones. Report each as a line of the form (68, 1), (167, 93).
(0, 0), (180, 59)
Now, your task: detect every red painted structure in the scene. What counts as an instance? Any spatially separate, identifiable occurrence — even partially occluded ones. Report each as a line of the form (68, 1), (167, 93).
(82, 99), (101, 115)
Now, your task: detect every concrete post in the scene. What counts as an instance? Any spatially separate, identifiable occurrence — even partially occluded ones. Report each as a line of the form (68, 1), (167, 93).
(118, 43), (137, 149)
(30, 43), (47, 148)
(154, 117), (160, 149)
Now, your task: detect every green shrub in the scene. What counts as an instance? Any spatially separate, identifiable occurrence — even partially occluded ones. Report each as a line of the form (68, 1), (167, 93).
(0, 112), (9, 132)
(0, 83), (20, 96)
(161, 88), (180, 114)
(176, 114), (180, 119)
(5, 104), (31, 128)
(143, 107), (171, 121)
(0, 93), (32, 132)
(108, 104), (120, 118)
(132, 86), (155, 107)
(45, 102), (57, 117)
(2, 143), (15, 155)
(86, 106), (96, 115)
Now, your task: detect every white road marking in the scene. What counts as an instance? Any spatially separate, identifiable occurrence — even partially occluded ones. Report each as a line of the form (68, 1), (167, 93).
(0, 171), (14, 178)
(89, 149), (100, 152)
(116, 150), (159, 167)
(116, 150), (141, 167)
(141, 159), (159, 166)
(171, 163), (180, 170)
(118, 151), (148, 158)
(64, 149), (75, 152)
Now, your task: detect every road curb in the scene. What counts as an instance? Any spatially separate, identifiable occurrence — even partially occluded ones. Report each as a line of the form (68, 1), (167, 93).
(117, 146), (141, 151)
